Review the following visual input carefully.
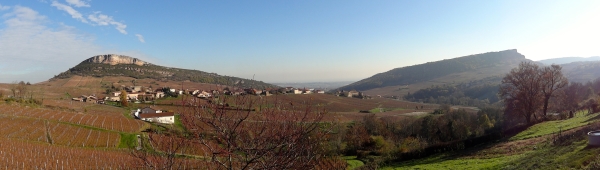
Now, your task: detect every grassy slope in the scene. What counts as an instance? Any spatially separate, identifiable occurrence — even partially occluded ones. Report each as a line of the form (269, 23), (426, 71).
(383, 112), (600, 169)
(510, 111), (594, 141)
(343, 156), (365, 170)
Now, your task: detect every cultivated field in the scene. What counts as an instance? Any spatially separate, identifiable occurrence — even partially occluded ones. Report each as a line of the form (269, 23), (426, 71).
(0, 76), (483, 168)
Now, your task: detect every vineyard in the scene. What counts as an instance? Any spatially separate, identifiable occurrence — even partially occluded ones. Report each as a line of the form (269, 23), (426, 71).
(264, 94), (436, 112)
(0, 104), (147, 132)
(0, 139), (209, 169)
(0, 100), (216, 168)
(47, 122), (120, 148)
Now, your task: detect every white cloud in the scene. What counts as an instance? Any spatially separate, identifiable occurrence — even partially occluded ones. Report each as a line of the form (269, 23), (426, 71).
(51, 1), (87, 23)
(0, 6), (148, 83)
(0, 3), (10, 11)
(135, 34), (145, 43)
(88, 12), (127, 34)
(65, 0), (90, 8)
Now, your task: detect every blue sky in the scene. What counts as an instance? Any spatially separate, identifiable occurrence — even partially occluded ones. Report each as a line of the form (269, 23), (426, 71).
(1, 0), (600, 83)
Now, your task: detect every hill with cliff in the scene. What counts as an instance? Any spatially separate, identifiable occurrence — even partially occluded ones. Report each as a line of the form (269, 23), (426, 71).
(336, 50), (529, 95)
(52, 54), (276, 88)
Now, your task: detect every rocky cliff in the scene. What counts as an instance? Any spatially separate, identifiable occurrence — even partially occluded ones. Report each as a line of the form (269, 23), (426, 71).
(84, 54), (147, 66)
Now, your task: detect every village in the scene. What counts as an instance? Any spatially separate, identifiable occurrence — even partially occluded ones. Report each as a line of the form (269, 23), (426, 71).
(70, 85), (370, 124)
(72, 85), (370, 104)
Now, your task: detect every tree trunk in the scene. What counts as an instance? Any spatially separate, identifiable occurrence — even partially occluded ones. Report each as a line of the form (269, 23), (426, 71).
(542, 95), (550, 120)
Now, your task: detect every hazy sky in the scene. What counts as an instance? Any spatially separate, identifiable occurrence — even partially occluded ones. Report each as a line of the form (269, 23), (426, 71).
(1, 0), (600, 83)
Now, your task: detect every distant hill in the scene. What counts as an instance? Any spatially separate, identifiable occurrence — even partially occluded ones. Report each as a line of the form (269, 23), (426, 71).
(336, 49), (529, 93)
(561, 61), (600, 83)
(538, 56), (600, 65)
(272, 81), (354, 90)
(52, 54), (277, 88)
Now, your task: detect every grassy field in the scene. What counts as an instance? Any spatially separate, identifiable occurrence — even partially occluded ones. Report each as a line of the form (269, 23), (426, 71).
(510, 111), (596, 141)
(343, 156), (364, 170)
(382, 154), (525, 170)
(381, 111), (600, 169)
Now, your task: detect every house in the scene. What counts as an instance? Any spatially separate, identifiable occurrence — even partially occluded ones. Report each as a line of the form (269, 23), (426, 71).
(261, 90), (272, 96)
(127, 93), (139, 101)
(84, 96), (97, 103)
(316, 90), (325, 94)
(338, 90), (360, 98)
(277, 88), (288, 94)
(226, 89), (246, 96)
(244, 88), (262, 95)
(141, 107), (162, 114)
(197, 91), (212, 98)
(138, 112), (175, 124)
(302, 89), (313, 94)
(132, 86), (142, 92)
(155, 91), (165, 98)
(72, 95), (98, 103)
(288, 88), (302, 94)
(138, 93), (154, 101)
(347, 90), (360, 97)
(111, 91), (122, 97)
(107, 96), (120, 102)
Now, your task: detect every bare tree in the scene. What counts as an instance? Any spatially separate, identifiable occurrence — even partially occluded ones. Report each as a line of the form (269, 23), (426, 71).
(180, 95), (331, 170)
(131, 129), (206, 169)
(499, 62), (544, 125)
(540, 65), (568, 118)
(8, 81), (28, 101)
(559, 82), (584, 117)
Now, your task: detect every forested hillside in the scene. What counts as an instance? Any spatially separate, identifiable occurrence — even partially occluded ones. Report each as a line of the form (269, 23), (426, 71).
(405, 77), (502, 108)
(561, 61), (600, 83)
(337, 49), (527, 92)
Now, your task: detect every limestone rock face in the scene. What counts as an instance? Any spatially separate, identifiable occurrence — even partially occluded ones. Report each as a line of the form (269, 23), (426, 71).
(85, 54), (147, 66)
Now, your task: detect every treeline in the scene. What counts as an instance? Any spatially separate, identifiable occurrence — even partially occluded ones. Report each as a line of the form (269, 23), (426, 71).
(338, 49), (525, 91)
(52, 62), (276, 89)
(3, 81), (42, 105)
(405, 77), (502, 108)
(324, 107), (503, 168)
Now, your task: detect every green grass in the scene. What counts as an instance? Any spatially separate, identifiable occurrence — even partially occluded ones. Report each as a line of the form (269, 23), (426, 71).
(122, 109), (134, 119)
(383, 111), (600, 170)
(510, 111), (597, 141)
(369, 107), (405, 113)
(383, 139), (600, 170)
(382, 154), (525, 170)
(118, 132), (138, 148)
(174, 114), (187, 133)
(369, 107), (383, 113)
(343, 156), (364, 170)
(500, 139), (600, 169)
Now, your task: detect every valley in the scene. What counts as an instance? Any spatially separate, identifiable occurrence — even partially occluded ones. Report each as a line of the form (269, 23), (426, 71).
(2, 50), (600, 169)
